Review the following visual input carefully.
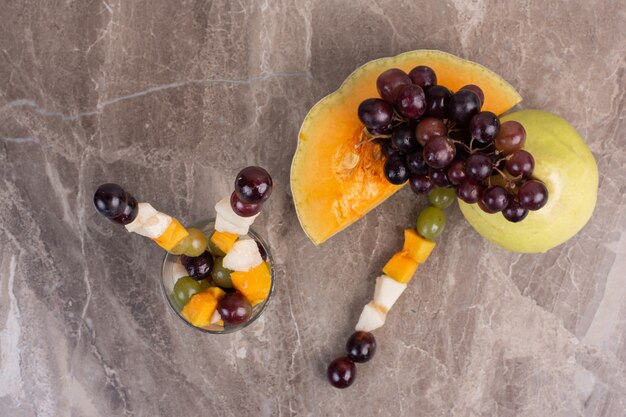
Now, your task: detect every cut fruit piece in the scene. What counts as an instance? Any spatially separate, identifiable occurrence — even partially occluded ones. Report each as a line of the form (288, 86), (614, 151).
(230, 262), (271, 306)
(355, 302), (387, 332)
(181, 292), (218, 327)
(152, 218), (189, 251)
(291, 50), (521, 245)
(382, 252), (418, 283)
(402, 229), (436, 263)
(206, 286), (226, 300)
(373, 275), (407, 311)
(223, 239), (263, 272)
(210, 309), (222, 325)
(125, 202), (158, 233)
(215, 213), (249, 235)
(136, 212), (172, 239)
(210, 230), (238, 254)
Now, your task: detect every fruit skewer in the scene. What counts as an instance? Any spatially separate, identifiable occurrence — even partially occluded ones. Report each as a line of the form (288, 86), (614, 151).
(93, 166), (274, 330)
(327, 191), (451, 389)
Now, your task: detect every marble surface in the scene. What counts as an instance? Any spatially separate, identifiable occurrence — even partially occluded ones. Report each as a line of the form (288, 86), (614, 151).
(1, 0), (625, 416)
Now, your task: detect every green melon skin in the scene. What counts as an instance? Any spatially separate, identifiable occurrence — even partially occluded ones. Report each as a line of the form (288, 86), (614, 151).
(459, 109), (598, 253)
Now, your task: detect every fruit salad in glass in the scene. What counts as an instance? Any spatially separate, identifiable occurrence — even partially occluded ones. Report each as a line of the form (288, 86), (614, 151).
(94, 166), (274, 333)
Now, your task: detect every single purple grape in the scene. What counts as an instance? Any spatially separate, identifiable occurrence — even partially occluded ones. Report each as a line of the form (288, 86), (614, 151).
(395, 84), (426, 119)
(376, 68), (412, 103)
(408, 65), (437, 88)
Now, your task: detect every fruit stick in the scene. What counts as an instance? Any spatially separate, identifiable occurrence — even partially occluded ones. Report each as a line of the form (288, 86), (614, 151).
(94, 184), (190, 251)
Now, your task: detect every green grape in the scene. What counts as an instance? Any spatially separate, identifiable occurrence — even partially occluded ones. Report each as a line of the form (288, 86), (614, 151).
(211, 257), (233, 288)
(184, 228), (208, 257)
(173, 276), (201, 308)
(197, 279), (213, 291)
(168, 234), (192, 255)
(207, 231), (226, 257)
(417, 206), (446, 240)
(428, 187), (456, 209)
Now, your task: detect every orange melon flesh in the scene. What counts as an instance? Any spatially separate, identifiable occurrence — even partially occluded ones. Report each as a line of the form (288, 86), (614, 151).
(291, 50), (522, 245)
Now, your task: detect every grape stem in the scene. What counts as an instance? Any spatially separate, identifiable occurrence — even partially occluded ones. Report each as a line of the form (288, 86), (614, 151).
(355, 128), (390, 149)
(449, 139), (472, 152)
(493, 167), (522, 190)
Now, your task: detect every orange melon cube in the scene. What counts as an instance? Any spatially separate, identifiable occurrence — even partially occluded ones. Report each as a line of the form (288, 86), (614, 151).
(181, 292), (218, 327)
(206, 286), (226, 300)
(210, 230), (239, 254)
(382, 251), (418, 283)
(152, 218), (189, 251)
(230, 262), (271, 306)
(403, 229), (436, 263)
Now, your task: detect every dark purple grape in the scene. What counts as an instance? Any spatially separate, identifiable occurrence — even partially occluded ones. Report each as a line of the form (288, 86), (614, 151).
(235, 166), (273, 204)
(406, 151), (427, 174)
(381, 141), (400, 158)
(424, 85), (451, 118)
(327, 357), (356, 389)
(480, 186), (510, 213)
(502, 200), (529, 222)
(409, 174), (434, 194)
(447, 160), (467, 185)
(456, 180), (483, 204)
(358, 98), (394, 130)
(230, 192), (263, 217)
(93, 184), (139, 225)
(376, 69), (412, 103)
(495, 121), (526, 154)
(395, 85), (426, 119)
(346, 331), (376, 363)
(391, 124), (419, 152)
(423, 136), (456, 169)
(384, 154), (410, 184)
(408, 65), (437, 88)
(518, 180), (548, 211)
(180, 251), (214, 280)
(217, 291), (252, 325)
(460, 84), (484, 105)
(429, 167), (450, 187)
(111, 195), (138, 225)
(415, 118), (447, 146)
(448, 90), (481, 126)
(469, 111), (500, 144)
(465, 153), (492, 182)
(505, 150), (534, 178)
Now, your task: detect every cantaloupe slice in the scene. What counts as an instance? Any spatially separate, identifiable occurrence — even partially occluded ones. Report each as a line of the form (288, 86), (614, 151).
(291, 50), (521, 245)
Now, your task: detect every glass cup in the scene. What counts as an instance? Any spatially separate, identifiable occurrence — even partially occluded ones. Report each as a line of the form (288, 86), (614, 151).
(160, 218), (274, 334)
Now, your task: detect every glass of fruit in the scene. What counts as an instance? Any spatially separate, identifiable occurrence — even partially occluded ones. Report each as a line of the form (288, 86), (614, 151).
(160, 218), (275, 334)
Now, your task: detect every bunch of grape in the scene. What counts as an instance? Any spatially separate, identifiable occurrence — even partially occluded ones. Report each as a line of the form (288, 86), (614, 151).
(357, 66), (548, 222)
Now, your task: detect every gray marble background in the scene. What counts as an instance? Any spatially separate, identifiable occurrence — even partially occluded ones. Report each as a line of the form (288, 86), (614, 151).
(1, 1), (625, 416)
